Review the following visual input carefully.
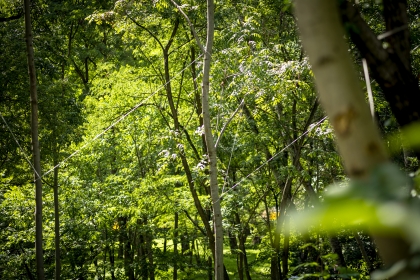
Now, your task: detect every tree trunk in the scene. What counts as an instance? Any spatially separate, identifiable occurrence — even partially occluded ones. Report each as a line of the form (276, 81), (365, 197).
(294, 0), (414, 278)
(147, 228), (155, 280)
(228, 229), (238, 255)
(103, 228), (107, 279)
(201, 0), (223, 279)
(124, 228), (134, 280)
(328, 235), (346, 268)
(23, 0), (44, 278)
(160, 21), (215, 262)
(173, 212), (178, 280)
(53, 162), (61, 280)
(233, 212), (252, 280)
(110, 242), (115, 280)
(281, 215), (290, 277)
(354, 231), (374, 272)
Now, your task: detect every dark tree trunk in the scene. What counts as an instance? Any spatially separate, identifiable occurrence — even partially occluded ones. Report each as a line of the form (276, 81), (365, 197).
(228, 229), (238, 255)
(237, 252), (244, 280)
(23, 255), (35, 280)
(23, 0), (44, 278)
(329, 235), (346, 268)
(110, 242), (115, 280)
(173, 212), (178, 280)
(354, 231), (374, 272)
(53, 163), (61, 280)
(208, 256), (213, 280)
(118, 217), (124, 259)
(124, 229), (135, 280)
(339, 1), (420, 128)
(281, 215), (290, 277)
(234, 213), (252, 280)
(270, 256), (281, 280)
(146, 228), (155, 280)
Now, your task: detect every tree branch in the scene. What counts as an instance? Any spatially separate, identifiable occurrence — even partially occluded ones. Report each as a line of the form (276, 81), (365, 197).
(339, 1), (420, 127)
(170, 0), (205, 53)
(0, 11), (23, 22)
(215, 99), (244, 148)
(126, 14), (165, 52)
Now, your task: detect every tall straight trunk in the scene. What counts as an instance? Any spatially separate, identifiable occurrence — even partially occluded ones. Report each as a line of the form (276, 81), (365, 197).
(53, 162), (61, 280)
(239, 232), (251, 280)
(201, 0), (223, 278)
(238, 255), (244, 280)
(294, 0), (414, 278)
(173, 212), (178, 280)
(124, 232), (135, 280)
(23, 0), (44, 278)
(146, 229), (155, 280)
(281, 215), (290, 277)
(118, 216), (126, 260)
(110, 242), (115, 280)
(103, 228), (107, 279)
(235, 213), (252, 280)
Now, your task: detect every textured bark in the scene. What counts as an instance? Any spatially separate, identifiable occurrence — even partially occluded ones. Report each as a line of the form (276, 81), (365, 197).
(23, 0), (45, 278)
(340, 1), (420, 128)
(294, 0), (414, 278)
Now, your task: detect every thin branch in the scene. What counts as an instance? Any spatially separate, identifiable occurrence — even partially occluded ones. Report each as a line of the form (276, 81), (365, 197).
(170, 0), (205, 53)
(166, 18), (180, 51)
(183, 209), (206, 236)
(362, 58), (374, 118)
(0, 11), (23, 22)
(179, 124), (201, 160)
(215, 99), (245, 148)
(377, 24), (408, 41)
(126, 14), (165, 52)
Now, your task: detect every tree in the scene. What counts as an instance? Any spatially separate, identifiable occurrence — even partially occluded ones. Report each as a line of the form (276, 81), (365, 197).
(23, 0), (44, 278)
(294, 0), (418, 278)
(199, 0), (224, 278)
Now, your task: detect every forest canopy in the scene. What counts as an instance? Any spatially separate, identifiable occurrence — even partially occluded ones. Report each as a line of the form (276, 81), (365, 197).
(1, 0), (420, 279)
